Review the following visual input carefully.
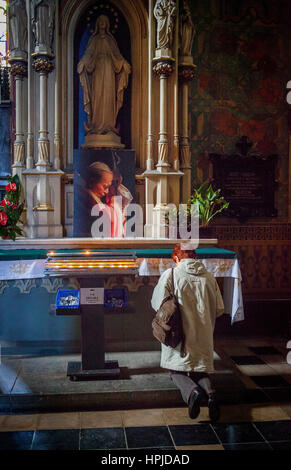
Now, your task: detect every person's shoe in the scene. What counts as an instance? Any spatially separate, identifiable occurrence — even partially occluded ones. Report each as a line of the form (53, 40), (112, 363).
(188, 389), (201, 419)
(208, 394), (220, 422)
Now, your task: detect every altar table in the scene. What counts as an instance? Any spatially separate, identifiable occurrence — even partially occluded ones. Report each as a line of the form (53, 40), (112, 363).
(0, 248), (244, 323)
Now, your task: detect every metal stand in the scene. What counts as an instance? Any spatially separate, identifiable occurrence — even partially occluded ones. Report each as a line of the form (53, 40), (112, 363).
(50, 250), (138, 381)
(67, 360), (120, 381)
(66, 277), (120, 381)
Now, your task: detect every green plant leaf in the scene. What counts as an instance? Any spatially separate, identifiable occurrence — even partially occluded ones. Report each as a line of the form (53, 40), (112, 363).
(189, 181), (229, 226)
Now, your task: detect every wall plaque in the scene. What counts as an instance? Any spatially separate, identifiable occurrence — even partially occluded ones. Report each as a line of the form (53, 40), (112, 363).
(209, 137), (278, 220)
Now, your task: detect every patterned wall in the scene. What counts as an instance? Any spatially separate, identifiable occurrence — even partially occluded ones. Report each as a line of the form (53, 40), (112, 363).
(212, 223), (291, 295)
(189, 0), (291, 218)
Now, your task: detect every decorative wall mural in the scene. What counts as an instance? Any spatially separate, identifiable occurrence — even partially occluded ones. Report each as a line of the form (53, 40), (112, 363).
(188, 0), (291, 217)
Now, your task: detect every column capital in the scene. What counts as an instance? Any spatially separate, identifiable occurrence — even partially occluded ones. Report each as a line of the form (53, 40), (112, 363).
(32, 55), (55, 75)
(153, 57), (175, 78)
(178, 63), (196, 82)
(8, 59), (28, 78)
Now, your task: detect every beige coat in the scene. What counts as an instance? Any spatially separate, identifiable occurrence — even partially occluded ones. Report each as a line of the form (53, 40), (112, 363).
(151, 258), (224, 372)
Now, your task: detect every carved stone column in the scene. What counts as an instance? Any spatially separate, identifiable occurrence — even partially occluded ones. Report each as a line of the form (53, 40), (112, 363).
(32, 54), (54, 171)
(143, 1), (182, 238)
(178, 0), (196, 203)
(22, 0), (63, 238)
(179, 63), (196, 203)
(173, 3), (180, 171)
(150, 59), (176, 238)
(153, 0), (176, 171)
(153, 58), (175, 171)
(8, 0), (28, 178)
(26, 0), (34, 169)
(53, 0), (61, 170)
(9, 61), (27, 177)
(146, 0), (155, 171)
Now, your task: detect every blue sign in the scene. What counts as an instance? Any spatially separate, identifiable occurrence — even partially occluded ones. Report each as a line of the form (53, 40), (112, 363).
(56, 290), (80, 309)
(104, 288), (128, 308)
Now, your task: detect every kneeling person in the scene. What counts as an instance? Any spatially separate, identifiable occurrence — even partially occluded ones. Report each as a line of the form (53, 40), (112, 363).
(151, 244), (224, 422)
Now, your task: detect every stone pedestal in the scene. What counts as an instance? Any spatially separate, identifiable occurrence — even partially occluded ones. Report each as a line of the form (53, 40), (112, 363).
(143, 170), (183, 238)
(82, 132), (125, 149)
(23, 169), (64, 238)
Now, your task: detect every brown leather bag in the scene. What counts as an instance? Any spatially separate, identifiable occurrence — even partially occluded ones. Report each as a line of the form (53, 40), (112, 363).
(152, 268), (186, 357)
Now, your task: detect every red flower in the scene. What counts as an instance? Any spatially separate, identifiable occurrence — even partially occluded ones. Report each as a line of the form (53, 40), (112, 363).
(0, 212), (7, 226)
(0, 199), (10, 207)
(5, 183), (17, 192)
(12, 204), (18, 210)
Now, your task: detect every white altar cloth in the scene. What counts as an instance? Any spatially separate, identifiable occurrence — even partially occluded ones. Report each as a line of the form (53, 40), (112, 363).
(0, 257), (244, 323)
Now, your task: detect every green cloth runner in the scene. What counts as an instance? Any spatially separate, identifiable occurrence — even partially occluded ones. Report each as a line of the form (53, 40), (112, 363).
(0, 247), (237, 261)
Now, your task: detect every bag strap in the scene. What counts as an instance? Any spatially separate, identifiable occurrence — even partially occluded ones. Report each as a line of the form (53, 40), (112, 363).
(172, 267), (186, 359)
(171, 268), (175, 296)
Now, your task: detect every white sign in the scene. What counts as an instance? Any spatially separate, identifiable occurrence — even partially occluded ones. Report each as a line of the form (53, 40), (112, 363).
(80, 288), (104, 305)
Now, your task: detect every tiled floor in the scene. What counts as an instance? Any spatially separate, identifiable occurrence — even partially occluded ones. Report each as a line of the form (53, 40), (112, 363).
(0, 336), (291, 450)
(0, 412), (291, 450)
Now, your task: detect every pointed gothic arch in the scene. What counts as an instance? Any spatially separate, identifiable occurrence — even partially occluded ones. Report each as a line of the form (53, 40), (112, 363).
(60, 0), (148, 170)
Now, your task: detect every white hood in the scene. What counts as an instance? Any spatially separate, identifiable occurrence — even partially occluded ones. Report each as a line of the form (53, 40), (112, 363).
(179, 258), (208, 276)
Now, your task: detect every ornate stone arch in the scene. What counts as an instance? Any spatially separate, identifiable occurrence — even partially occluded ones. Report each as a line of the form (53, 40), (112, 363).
(60, 0), (148, 170)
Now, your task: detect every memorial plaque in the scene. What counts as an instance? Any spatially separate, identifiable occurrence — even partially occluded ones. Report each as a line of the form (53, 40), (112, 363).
(210, 138), (277, 220)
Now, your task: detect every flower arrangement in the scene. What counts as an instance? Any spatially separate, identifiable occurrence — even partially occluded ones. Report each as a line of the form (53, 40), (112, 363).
(0, 175), (24, 241)
(189, 182), (229, 228)
(166, 182), (229, 238)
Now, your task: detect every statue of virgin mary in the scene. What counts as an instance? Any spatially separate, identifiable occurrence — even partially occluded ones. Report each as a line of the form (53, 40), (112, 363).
(77, 15), (131, 148)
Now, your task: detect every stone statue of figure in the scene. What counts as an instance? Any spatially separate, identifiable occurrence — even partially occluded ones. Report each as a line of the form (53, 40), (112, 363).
(180, 0), (195, 57)
(77, 15), (131, 148)
(154, 0), (177, 50)
(8, 0), (27, 59)
(31, 0), (55, 55)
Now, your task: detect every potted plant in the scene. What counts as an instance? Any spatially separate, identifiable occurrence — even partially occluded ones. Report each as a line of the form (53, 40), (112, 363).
(0, 175), (25, 241)
(189, 182), (229, 238)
